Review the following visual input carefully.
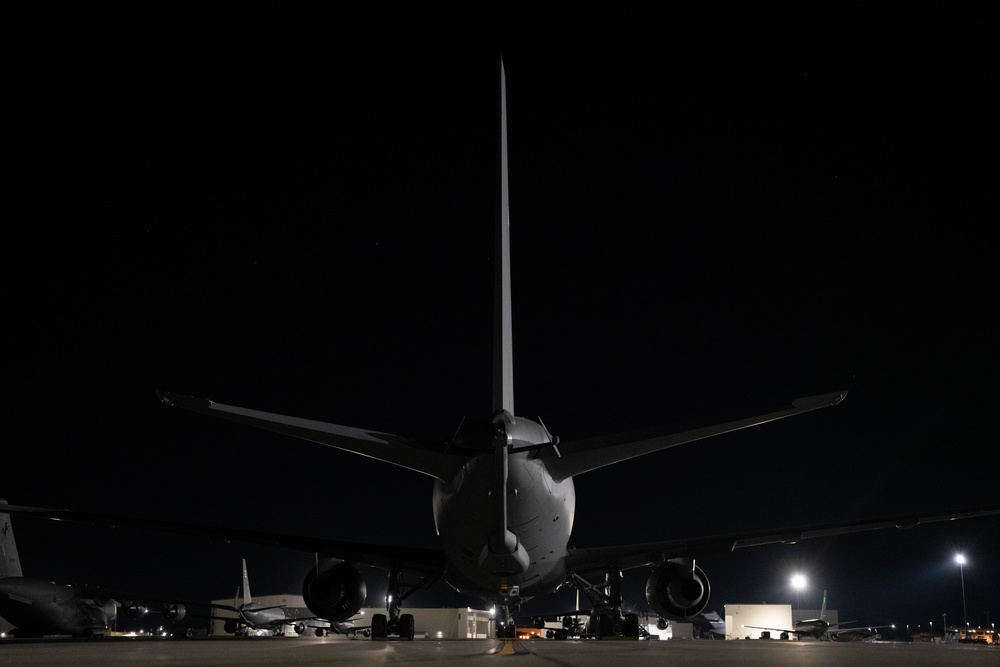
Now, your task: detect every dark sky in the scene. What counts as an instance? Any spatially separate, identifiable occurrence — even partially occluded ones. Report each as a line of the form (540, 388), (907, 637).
(5, 13), (997, 635)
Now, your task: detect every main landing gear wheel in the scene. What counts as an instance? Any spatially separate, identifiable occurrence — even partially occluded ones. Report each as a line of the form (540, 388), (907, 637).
(624, 613), (640, 638)
(589, 612), (613, 638)
(399, 613), (415, 640)
(371, 614), (387, 639)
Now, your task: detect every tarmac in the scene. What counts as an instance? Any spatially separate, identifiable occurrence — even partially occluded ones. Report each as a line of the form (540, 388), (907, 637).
(1, 635), (997, 666)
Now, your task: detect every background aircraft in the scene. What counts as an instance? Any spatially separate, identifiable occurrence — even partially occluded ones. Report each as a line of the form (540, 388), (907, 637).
(745, 589), (892, 640)
(6, 59), (998, 641)
(0, 502), (191, 638)
(207, 558), (359, 637)
(0, 502), (116, 637)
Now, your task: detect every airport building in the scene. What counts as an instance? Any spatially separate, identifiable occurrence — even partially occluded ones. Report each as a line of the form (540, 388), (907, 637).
(724, 604), (839, 640)
(725, 603), (792, 640)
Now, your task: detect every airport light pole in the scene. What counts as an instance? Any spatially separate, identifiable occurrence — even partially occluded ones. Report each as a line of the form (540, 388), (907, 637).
(791, 574), (806, 611)
(954, 554), (968, 630)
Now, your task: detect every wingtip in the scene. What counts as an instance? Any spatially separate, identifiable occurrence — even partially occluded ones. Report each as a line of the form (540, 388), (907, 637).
(792, 390), (849, 411)
(157, 391), (212, 410)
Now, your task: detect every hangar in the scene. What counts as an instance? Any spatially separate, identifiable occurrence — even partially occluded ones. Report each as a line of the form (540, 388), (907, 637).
(725, 603), (840, 640)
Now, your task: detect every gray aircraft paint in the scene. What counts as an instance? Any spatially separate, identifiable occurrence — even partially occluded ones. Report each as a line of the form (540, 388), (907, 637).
(0, 503), (116, 637)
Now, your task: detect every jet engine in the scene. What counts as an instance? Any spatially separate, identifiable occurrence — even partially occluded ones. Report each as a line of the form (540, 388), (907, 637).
(161, 603), (186, 621)
(122, 601), (148, 618)
(292, 621), (307, 635)
(302, 559), (366, 622)
(223, 619), (240, 634)
(645, 558), (710, 621)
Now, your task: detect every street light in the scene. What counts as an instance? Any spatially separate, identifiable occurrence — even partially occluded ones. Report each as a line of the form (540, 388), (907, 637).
(791, 574), (806, 611)
(954, 554), (968, 630)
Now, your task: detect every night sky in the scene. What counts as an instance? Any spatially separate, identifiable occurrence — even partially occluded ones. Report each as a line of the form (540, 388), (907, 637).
(5, 13), (997, 636)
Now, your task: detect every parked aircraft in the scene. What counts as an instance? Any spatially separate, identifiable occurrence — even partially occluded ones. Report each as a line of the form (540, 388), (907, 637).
(0, 501), (117, 637)
(829, 626), (892, 642)
(0, 502), (118, 637)
(6, 61), (999, 640)
(745, 589), (892, 640)
(209, 558), (360, 637)
(0, 502), (191, 638)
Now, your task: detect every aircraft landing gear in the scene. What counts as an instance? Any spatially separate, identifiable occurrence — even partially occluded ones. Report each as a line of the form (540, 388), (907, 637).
(572, 568), (641, 639)
(369, 564), (436, 640)
(496, 605), (517, 638)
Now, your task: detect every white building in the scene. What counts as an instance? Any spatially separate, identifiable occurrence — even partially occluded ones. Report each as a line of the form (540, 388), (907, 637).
(725, 603), (792, 640)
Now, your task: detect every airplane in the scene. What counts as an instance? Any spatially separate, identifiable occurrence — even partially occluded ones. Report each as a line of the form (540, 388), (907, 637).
(744, 589), (892, 640)
(0, 501), (116, 637)
(0, 501), (192, 638)
(207, 558), (361, 637)
(5, 60), (1000, 641)
(829, 626), (892, 642)
(691, 611), (727, 639)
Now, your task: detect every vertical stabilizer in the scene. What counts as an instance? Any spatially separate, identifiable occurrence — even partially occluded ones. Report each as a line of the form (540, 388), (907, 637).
(820, 589), (827, 621)
(242, 558), (252, 606)
(493, 59), (514, 416)
(0, 500), (24, 578)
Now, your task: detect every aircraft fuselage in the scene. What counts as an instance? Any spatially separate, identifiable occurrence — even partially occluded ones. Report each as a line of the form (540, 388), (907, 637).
(241, 605), (289, 630)
(432, 416), (575, 600)
(0, 577), (115, 637)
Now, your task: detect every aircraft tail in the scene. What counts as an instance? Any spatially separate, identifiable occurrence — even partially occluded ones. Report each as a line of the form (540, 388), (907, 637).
(493, 58), (514, 417)
(820, 589), (827, 621)
(242, 558), (252, 606)
(0, 500), (25, 578)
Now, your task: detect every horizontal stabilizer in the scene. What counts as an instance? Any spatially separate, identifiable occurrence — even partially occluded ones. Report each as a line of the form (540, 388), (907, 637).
(543, 391), (847, 481)
(158, 392), (462, 480)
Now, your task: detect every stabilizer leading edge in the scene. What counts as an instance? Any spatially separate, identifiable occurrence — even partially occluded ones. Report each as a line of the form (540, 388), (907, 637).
(542, 391), (848, 481)
(493, 59), (514, 417)
(157, 392), (461, 481)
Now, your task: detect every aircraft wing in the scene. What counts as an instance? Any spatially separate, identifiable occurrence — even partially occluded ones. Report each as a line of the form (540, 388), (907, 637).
(540, 391), (847, 481)
(3, 503), (448, 575)
(828, 624), (889, 636)
(829, 625), (892, 637)
(157, 392), (463, 481)
(564, 505), (1000, 578)
(744, 624), (796, 634)
(280, 607), (322, 622)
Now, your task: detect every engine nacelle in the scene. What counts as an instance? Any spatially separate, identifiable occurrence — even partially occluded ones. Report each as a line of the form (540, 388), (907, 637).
(122, 601), (148, 618)
(645, 559), (710, 621)
(161, 603), (186, 621)
(292, 621), (307, 635)
(302, 559), (366, 622)
(224, 620), (240, 634)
